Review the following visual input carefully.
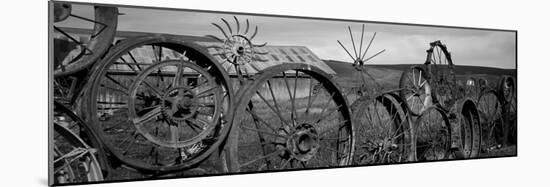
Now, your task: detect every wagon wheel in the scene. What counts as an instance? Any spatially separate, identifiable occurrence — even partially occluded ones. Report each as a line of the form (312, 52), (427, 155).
(53, 102), (104, 185)
(225, 64), (354, 172)
(86, 35), (233, 173)
(399, 66), (432, 116)
(52, 2), (118, 77)
(352, 93), (413, 165)
(457, 99), (482, 158)
(425, 41), (457, 111)
(498, 76), (516, 145)
(477, 90), (504, 154)
(413, 106), (452, 161)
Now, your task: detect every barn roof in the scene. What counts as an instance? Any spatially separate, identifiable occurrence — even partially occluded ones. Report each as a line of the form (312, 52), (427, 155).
(56, 27), (336, 75)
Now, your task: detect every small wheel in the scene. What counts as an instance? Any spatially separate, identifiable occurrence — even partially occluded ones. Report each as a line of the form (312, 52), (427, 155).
(477, 90), (504, 154)
(53, 102), (104, 185)
(225, 64), (354, 172)
(413, 106), (452, 161)
(352, 93), (413, 165)
(127, 60), (223, 148)
(457, 100), (482, 158)
(399, 66), (432, 116)
(52, 3), (118, 77)
(86, 35), (233, 173)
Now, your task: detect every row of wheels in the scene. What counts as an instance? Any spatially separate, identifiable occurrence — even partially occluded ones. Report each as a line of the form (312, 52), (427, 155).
(51, 3), (516, 184)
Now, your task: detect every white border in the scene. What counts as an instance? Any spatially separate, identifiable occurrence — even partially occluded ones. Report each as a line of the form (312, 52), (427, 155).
(2, 0), (549, 186)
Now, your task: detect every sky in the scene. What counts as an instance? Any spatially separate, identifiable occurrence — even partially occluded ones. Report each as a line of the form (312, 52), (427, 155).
(57, 4), (516, 69)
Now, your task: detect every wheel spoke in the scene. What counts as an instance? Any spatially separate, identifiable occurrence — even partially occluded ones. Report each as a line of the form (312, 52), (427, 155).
(240, 149), (285, 168)
(133, 107), (162, 125)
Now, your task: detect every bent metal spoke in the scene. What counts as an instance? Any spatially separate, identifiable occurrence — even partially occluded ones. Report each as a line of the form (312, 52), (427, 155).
(53, 3), (118, 77)
(87, 35), (233, 172)
(53, 118), (103, 184)
(226, 64), (354, 172)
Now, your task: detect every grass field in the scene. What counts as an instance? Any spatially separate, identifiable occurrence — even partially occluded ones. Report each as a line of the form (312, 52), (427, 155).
(88, 60), (516, 181)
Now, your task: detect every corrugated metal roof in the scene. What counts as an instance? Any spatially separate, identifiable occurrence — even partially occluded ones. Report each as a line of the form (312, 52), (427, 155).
(194, 41), (336, 75)
(56, 27), (336, 75)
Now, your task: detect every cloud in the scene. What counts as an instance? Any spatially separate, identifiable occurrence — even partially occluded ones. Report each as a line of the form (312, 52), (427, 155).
(61, 3), (516, 69)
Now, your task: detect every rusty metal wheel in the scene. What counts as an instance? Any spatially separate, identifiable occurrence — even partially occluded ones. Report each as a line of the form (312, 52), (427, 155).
(206, 16), (267, 66)
(455, 99), (482, 158)
(399, 66), (432, 116)
(413, 106), (452, 161)
(127, 60), (223, 149)
(225, 64), (354, 172)
(52, 102), (104, 185)
(352, 93), (413, 165)
(52, 2), (118, 77)
(425, 41), (457, 111)
(86, 35), (233, 173)
(498, 76), (516, 145)
(477, 90), (505, 154)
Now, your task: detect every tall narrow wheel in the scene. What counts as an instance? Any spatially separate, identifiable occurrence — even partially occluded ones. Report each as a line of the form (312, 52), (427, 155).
(52, 3), (118, 77)
(425, 41), (457, 111)
(352, 93), (413, 165)
(477, 90), (504, 154)
(399, 66), (432, 116)
(225, 64), (354, 172)
(413, 106), (452, 161)
(52, 102), (104, 185)
(86, 35), (233, 173)
(498, 76), (517, 145)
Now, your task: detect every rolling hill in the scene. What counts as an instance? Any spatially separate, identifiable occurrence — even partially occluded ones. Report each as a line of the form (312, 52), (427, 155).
(323, 59), (516, 90)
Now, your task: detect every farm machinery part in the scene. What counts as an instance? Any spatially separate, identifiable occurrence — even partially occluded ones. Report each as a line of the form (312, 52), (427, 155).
(205, 16), (269, 86)
(84, 35), (234, 174)
(399, 40), (458, 116)
(52, 101), (106, 184)
(338, 25), (418, 165)
(51, 3), (119, 184)
(352, 92), (414, 164)
(53, 3), (119, 77)
(398, 41), (485, 159)
(225, 63), (354, 172)
(497, 76), (516, 145)
(337, 24), (386, 99)
(449, 98), (481, 158)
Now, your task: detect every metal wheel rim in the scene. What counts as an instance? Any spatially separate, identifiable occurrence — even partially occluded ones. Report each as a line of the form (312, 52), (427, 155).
(400, 66), (431, 116)
(86, 35), (234, 172)
(226, 64), (354, 172)
(52, 4), (118, 77)
(352, 93), (413, 164)
(477, 90), (504, 153)
(127, 60), (223, 148)
(414, 106), (452, 161)
(53, 122), (103, 184)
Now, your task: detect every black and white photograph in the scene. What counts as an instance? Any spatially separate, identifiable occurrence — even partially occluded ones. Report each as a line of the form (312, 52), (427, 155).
(48, 0), (519, 186)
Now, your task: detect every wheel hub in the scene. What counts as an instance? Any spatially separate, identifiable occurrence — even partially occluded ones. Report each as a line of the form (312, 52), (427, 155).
(162, 87), (198, 122)
(233, 45), (245, 56)
(286, 123), (320, 162)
